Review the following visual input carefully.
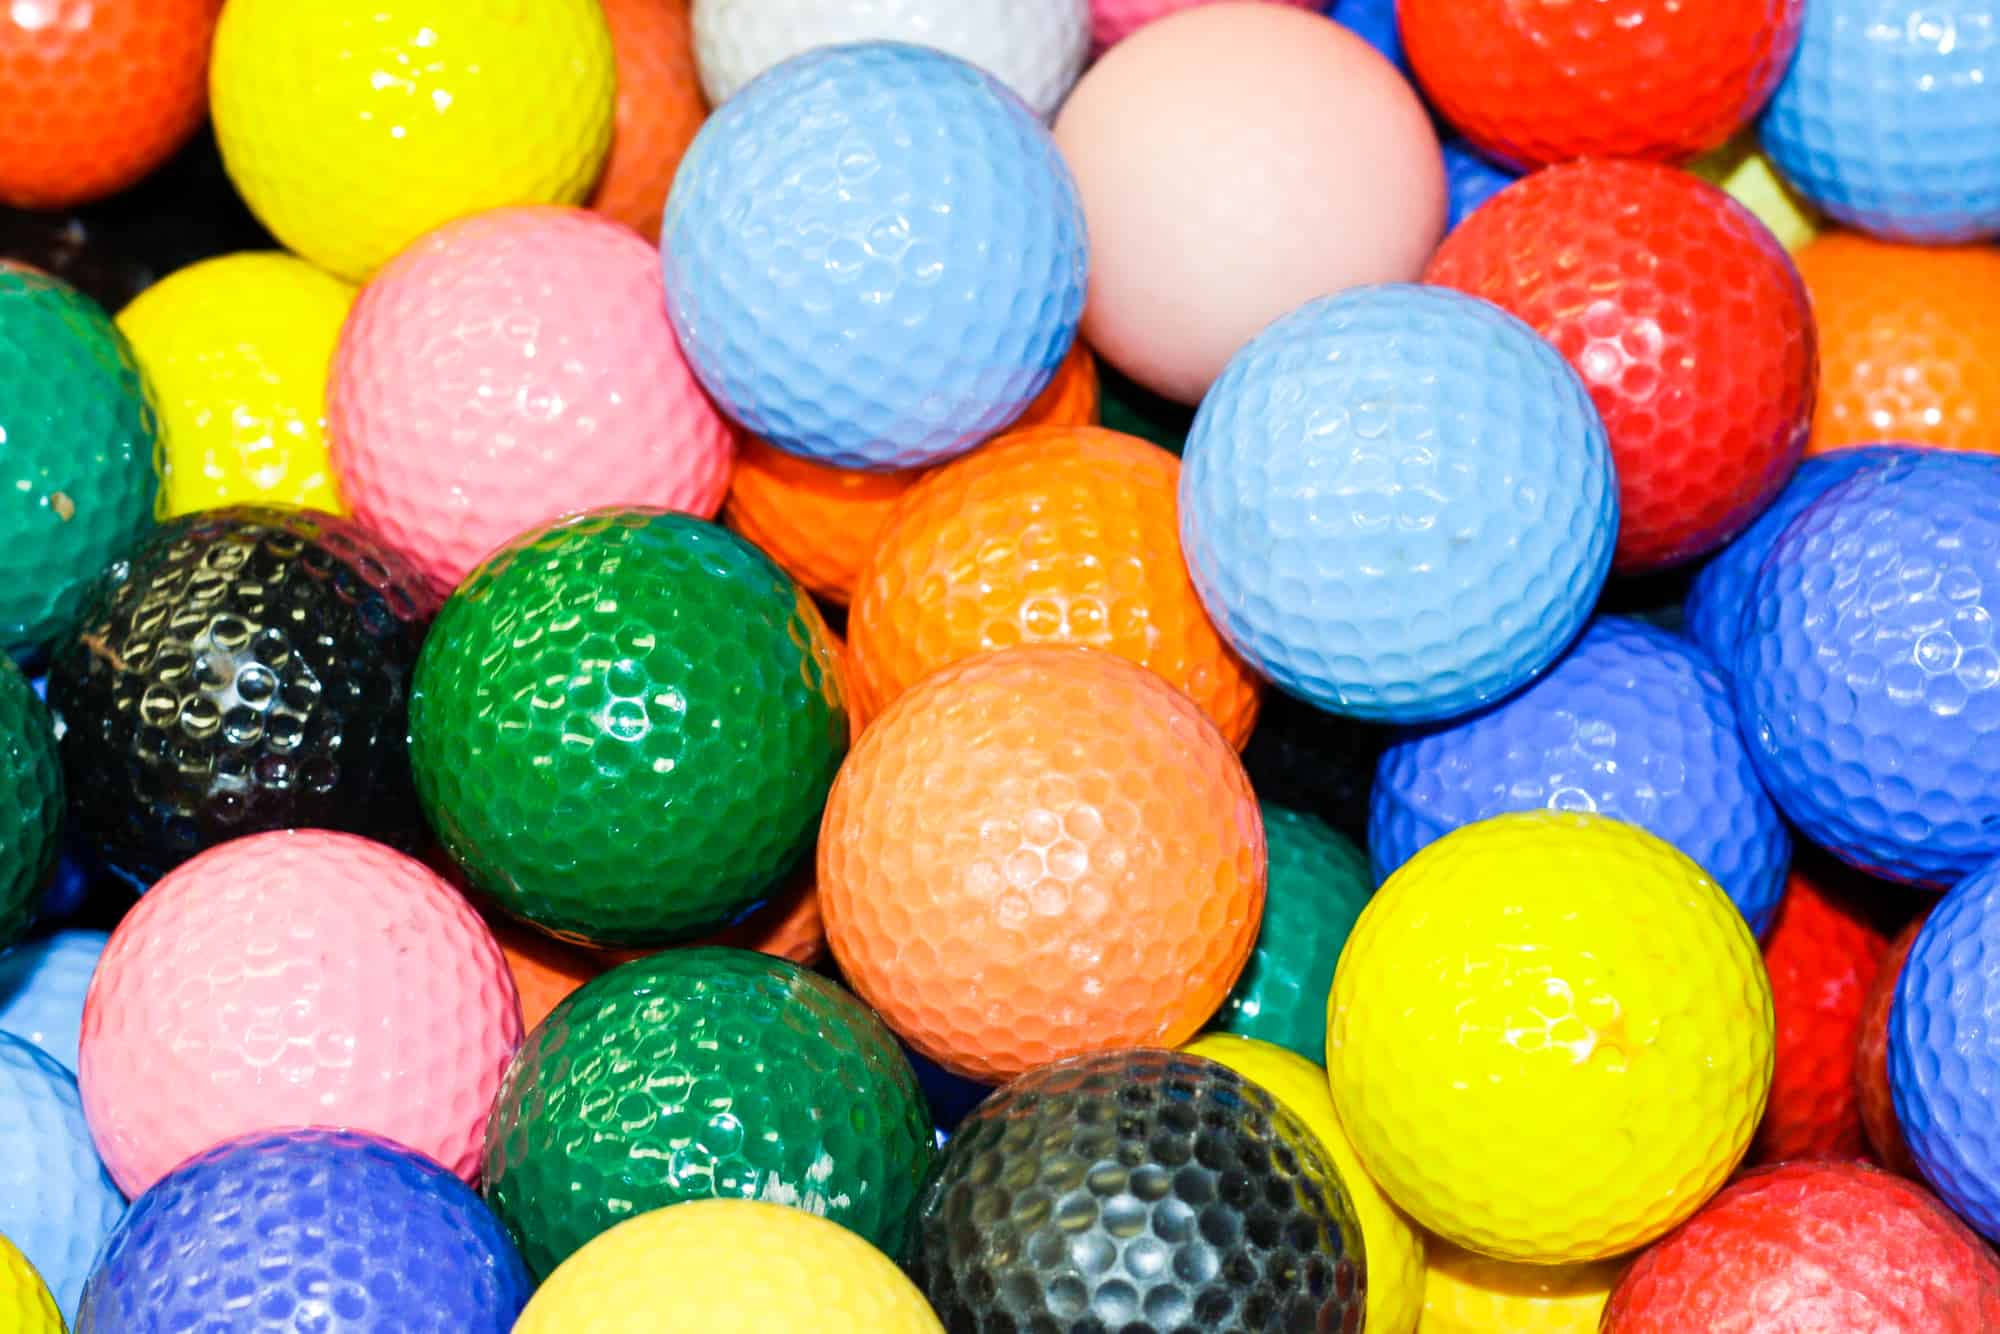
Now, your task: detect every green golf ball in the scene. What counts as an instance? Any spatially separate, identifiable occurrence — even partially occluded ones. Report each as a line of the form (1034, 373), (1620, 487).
(0, 658), (61, 949)
(1205, 803), (1372, 1061)
(482, 946), (935, 1278)
(0, 263), (159, 658)
(409, 508), (848, 947)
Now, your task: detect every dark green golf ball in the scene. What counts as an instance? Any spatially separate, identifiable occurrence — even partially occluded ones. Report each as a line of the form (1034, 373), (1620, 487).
(409, 508), (848, 947)
(482, 945), (935, 1278)
(0, 657), (61, 949)
(1206, 804), (1373, 1061)
(0, 262), (158, 658)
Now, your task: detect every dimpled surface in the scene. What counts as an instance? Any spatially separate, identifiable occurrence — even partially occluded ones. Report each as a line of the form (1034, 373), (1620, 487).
(0, 0), (220, 209)
(0, 1232), (59, 1334)
(694, 0), (1089, 120)
(0, 1033), (122, 1322)
(850, 426), (1260, 745)
(820, 646), (1263, 1082)
(1796, 234), (2000, 456)
(1752, 867), (1888, 1163)
(908, 1048), (1364, 1332)
(115, 252), (354, 518)
(1736, 452), (2000, 886)
(1891, 860), (2000, 1237)
(1419, 1243), (1623, 1333)
(1602, 1161), (2000, 1331)
(1685, 445), (1918, 672)
(1860, 911), (1928, 1177)
(1691, 131), (1825, 253)
(723, 340), (1098, 606)
(1328, 811), (1774, 1263)
(48, 507), (431, 887)
(589, 0), (707, 239)
(663, 42), (1087, 471)
(1426, 160), (1816, 573)
(0, 929), (107, 1072)
(517, 1199), (942, 1333)
(1185, 1034), (1424, 1334)
(1441, 141), (1517, 232)
(1402, 0), (1803, 168)
(78, 1129), (527, 1332)
(1760, 0), (2000, 243)
(410, 509), (848, 946)
(330, 206), (735, 600)
(484, 947), (933, 1276)
(1205, 806), (1370, 1061)
(0, 659), (60, 951)
(0, 263), (159, 658)
(1089, 0), (1317, 49)
(1179, 284), (1615, 724)
(1371, 617), (1790, 937)
(77, 830), (522, 1196)
(209, 0), (615, 281)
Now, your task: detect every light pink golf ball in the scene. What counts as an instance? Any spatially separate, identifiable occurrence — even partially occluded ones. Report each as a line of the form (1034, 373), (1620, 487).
(77, 830), (522, 1197)
(1057, 3), (1445, 404)
(1090, 0), (1317, 51)
(328, 205), (737, 599)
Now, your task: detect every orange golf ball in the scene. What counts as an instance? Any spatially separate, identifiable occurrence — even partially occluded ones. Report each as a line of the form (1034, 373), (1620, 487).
(1796, 233), (2000, 457)
(820, 645), (1265, 1083)
(724, 339), (1098, 606)
(493, 919), (607, 1032)
(847, 424), (1260, 745)
(589, 0), (707, 239)
(0, 0), (222, 208)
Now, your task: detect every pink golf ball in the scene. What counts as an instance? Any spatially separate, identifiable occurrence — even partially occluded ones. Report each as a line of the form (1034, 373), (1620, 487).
(1056, 3), (1444, 404)
(1091, 0), (1317, 50)
(77, 830), (522, 1197)
(327, 205), (737, 599)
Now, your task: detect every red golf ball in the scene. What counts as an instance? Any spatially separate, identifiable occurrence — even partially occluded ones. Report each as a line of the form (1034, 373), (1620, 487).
(1401, 0), (1805, 170)
(1752, 867), (1888, 1165)
(1858, 911), (1932, 1178)
(1603, 1161), (2000, 1332)
(1426, 159), (1816, 572)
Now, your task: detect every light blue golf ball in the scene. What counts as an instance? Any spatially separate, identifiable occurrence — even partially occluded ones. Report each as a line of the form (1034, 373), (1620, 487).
(1371, 616), (1790, 936)
(0, 1032), (124, 1322)
(1760, 0), (2000, 242)
(662, 41), (1087, 471)
(1179, 283), (1617, 725)
(0, 929), (108, 1072)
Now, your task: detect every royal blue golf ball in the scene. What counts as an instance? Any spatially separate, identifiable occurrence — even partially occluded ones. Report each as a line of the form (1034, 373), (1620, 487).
(1179, 282), (1617, 724)
(1443, 139), (1518, 230)
(662, 41), (1087, 471)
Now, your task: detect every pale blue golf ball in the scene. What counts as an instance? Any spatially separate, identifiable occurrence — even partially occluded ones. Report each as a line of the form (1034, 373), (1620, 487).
(1179, 283), (1617, 724)
(1760, 0), (2000, 242)
(0, 928), (107, 1072)
(662, 41), (1087, 471)
(0, 1032), (123, 1322)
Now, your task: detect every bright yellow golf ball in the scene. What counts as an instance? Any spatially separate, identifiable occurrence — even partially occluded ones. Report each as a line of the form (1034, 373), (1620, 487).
(1186, 1033), (1427, 1334)
(117, 252), (355, 518)
(210, 0), (616, 281)
(513, 1199), (944, 1334)
(0, 1232), (60, 1334)
(1326, 810), (1773, 1264)
(1419, 1239), (1625, 1333)
(1690, 132), (1823, 253)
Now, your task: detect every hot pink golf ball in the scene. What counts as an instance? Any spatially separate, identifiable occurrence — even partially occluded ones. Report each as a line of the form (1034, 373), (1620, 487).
(327, 205), (736, 599)
(77, 830), (522, 1197)
(1057, 3), (1444, 404)
(1091, 0), (1317, 50)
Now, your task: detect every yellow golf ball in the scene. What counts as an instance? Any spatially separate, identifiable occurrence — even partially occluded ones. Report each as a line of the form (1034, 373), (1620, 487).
(0, 1232), (60, 1334)
(1690, 132), (1824, 253)
(1419, 1239), (1624, 1333)
(1186, 1033), (1427, 1334)
(210, 0), (616, 281)
(117, 253), (355, 518)
(514, 1199), (944, 1334)
(1326, 810), (1773, 1264)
